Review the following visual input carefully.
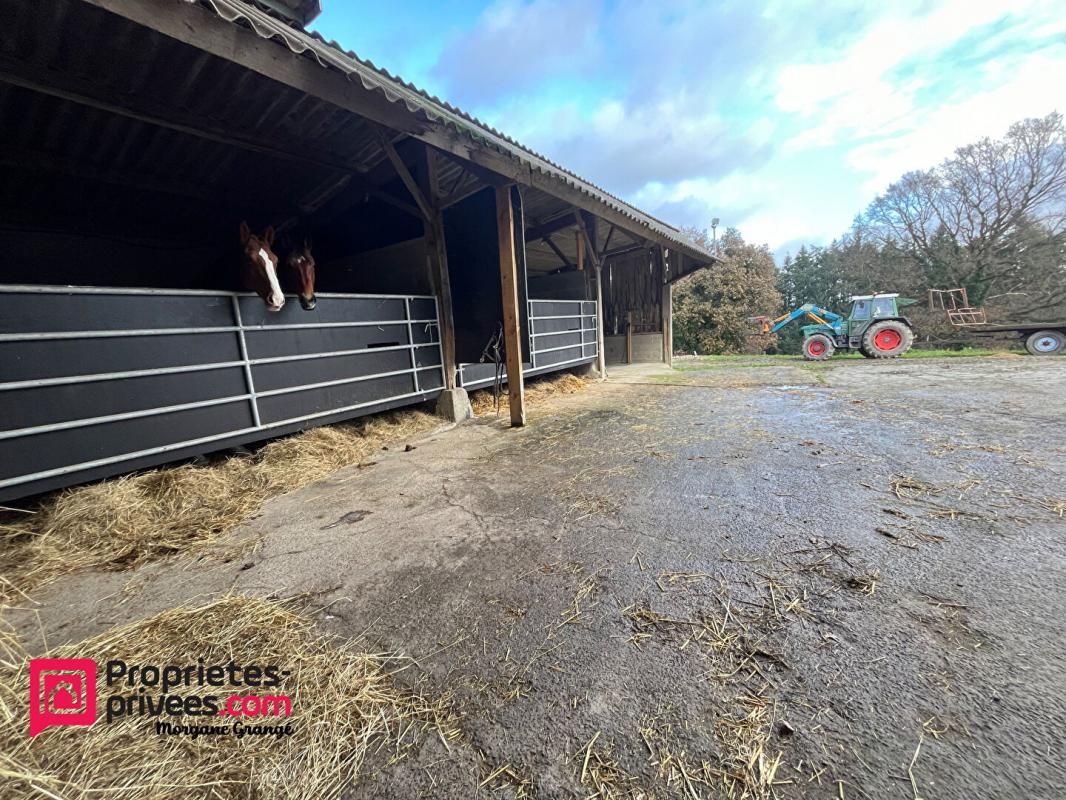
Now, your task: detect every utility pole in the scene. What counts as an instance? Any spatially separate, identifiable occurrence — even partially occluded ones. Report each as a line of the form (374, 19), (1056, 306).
(711, 217), (720, 255)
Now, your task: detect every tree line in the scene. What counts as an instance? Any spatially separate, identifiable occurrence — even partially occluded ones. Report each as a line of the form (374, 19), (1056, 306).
(674, 112), (1066, 354)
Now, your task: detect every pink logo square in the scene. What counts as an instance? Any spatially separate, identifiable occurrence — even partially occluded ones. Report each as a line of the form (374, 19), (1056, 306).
(29, 658), (96, 737)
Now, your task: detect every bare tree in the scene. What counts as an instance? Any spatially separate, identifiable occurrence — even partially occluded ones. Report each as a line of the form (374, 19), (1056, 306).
(862, 113), (1066, 316)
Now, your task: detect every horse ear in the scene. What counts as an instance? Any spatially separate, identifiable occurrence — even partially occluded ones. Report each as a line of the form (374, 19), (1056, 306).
(263, 226), (276, 247)
(239, 221), (251, 244)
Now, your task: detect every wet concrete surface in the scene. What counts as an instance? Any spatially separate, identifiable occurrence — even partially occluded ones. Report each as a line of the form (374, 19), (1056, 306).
(17, 355), (1066, 799)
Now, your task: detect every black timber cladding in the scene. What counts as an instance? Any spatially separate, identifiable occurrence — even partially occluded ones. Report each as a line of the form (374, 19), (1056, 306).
(0, 286), (443, 501)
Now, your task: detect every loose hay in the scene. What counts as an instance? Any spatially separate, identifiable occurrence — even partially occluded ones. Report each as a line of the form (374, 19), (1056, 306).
(0, 595), (459, 800)
(0, 410), (440, 600)
(574, 732), (649, 799)
(470, 372), (590, 416)
(890, 475), (943, 501)
(1039, 497), (1066, 518)
(710, 694), (781, 799)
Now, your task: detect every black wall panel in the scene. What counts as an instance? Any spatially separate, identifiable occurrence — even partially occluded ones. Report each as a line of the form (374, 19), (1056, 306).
(0, 367), (248, 432)
(0, 287), (443, 501)
(0, 293), (234, 333)
(0, 333), (242, 382)
(0, 401), (255, 482)
(256, 374), (415, 425)
(252, 349), (410, 392)
(244, 324), (411, 359)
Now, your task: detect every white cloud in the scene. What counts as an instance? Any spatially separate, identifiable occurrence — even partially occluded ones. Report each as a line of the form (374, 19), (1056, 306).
(427, 0), (1065, 256)
(760, 0), (1066, 248)
(846, 51), (1066, 190)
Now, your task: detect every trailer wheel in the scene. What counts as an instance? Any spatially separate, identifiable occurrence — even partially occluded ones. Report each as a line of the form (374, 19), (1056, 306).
(1025, 329), (1065, 356)
(862, 320), (914, 358)
(803, 334), (835, 361)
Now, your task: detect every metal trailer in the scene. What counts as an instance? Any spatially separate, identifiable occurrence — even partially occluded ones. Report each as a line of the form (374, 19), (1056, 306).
(927, 289), (1065, 356)
(0, 284), (445, 502)
(968, 322), (1066, 356)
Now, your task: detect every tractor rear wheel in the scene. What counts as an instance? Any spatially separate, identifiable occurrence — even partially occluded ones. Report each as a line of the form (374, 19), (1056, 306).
(1025, 329), (1064, 356)
(858, 346), (875, 358)
(802, 334), (835, 361)
(862, 320), (913, 358)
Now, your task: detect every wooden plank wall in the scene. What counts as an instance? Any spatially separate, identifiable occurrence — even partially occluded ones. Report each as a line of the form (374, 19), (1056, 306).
(602, 248), (663, 336)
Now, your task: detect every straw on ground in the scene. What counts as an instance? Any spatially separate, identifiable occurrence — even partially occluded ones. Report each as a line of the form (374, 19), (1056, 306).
(0, 410), (440, 601)
(0, 595), (460, 800)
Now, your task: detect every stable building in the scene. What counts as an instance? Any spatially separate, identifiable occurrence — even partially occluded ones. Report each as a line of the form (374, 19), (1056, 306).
(0, 0), (717, 502)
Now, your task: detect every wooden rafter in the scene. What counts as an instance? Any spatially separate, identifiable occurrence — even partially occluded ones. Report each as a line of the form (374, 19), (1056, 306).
(526, 214), (576, 242)
(374, 128), (433, 221)
(541, 234), (572, 269)
(599, 225), (616, 259)
(80, 0), (710, 258)
(0, 58), (357, 176)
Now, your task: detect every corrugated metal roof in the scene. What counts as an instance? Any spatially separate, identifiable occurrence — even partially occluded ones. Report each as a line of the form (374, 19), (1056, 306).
(197, 0), (716, 264)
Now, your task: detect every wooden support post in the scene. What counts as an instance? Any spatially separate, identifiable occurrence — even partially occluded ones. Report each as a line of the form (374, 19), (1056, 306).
(594, 262), (606, 378)
(419, 147), (458, 389)
(425, 216), (458, 388)
(626, 310), (633, 364)
(495, 185), (526, 426)
(662, 255), (674, 367)
(572, 210), (607, 378)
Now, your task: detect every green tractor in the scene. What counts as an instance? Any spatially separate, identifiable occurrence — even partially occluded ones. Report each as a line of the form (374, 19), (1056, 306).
(754, 293), (917, 360)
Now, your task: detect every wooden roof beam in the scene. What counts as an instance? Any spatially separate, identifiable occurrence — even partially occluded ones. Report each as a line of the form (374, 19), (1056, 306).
(374, 127), (433, 221)
(526, 214), (577, 242)
(82, 0), (713, 261)
(0, 57), (355, 177)
(541, 234), (572, 269)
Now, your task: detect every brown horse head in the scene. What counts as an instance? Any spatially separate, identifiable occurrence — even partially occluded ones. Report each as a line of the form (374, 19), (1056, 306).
(239, 221), (284, 312)
(286, 240), (317, 311)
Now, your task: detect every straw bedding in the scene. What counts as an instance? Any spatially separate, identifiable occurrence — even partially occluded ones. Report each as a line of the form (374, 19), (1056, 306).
(0, 410), (440, 601)
(470, 372), (590, 416)
(0, 595), (460, 800)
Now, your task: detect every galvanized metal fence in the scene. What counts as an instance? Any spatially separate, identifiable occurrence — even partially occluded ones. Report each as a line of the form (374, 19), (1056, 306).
(0, 285), (443, 500)
(528, 299), (598, 370)
(457, 298), (597, 389)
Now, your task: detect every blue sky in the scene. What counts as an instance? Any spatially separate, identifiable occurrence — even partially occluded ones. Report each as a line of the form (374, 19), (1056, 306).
(313, 1), (1066, 260)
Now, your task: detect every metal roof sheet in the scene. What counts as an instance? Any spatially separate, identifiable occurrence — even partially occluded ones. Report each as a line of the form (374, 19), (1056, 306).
(197, 0), (716, 264)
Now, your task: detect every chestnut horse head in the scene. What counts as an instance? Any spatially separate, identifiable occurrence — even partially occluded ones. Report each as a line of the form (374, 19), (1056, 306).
(239, 222), (284, 312)
(286, 240), (317, 311)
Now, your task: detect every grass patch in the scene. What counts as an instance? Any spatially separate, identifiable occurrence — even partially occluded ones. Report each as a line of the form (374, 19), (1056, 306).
(673, 347), (1010, 371)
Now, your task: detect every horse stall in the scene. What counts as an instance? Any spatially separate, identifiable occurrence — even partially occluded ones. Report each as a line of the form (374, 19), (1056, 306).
(0, 0), (454, 501)
(601, 248), (669, 365)
(456, 188), (600, 391)
(0, 0), (711, 502)
(0, 286), (442, 501)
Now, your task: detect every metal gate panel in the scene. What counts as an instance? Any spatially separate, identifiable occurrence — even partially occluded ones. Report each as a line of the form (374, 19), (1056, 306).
(457, 299), (597, 389)
(0, 285), (443, 501)
(528, 299), (598, 371)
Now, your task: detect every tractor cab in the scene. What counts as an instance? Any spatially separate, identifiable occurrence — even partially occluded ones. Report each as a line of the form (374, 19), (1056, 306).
(848, 294), (910, 323)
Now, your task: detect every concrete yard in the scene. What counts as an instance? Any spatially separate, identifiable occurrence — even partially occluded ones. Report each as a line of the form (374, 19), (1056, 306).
(16, 355), (1066, 799)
